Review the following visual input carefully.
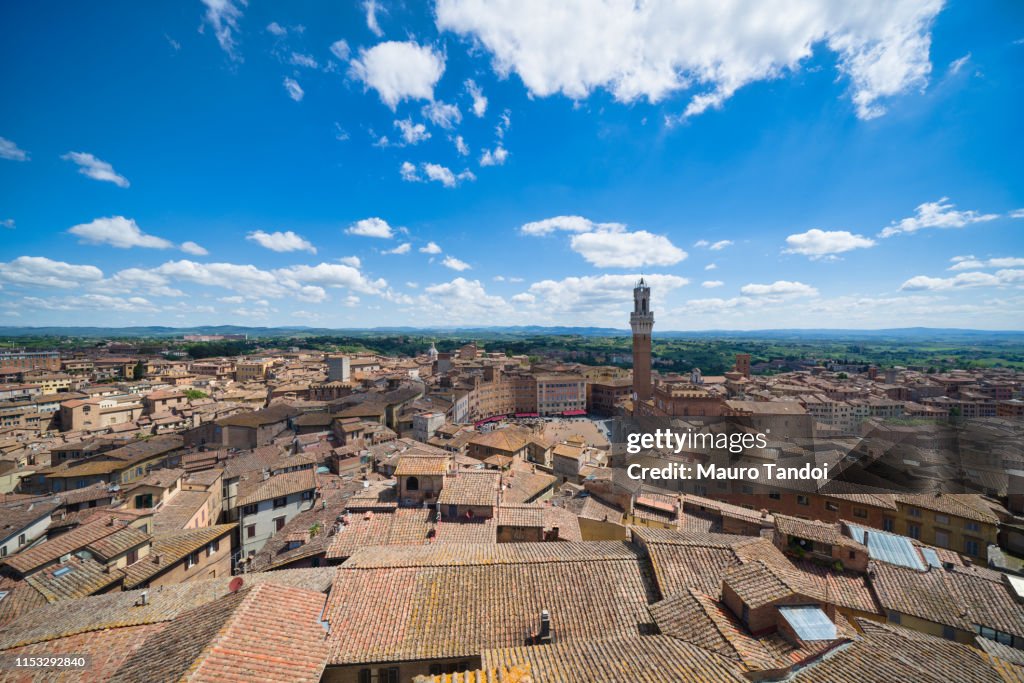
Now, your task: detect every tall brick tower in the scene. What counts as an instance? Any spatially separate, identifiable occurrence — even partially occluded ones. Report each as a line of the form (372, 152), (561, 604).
(735, 353), (751, 378)
(630, 278), (654, 402)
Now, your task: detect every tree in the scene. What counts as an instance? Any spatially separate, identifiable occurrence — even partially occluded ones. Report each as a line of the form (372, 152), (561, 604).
(184, 389), (207, 400)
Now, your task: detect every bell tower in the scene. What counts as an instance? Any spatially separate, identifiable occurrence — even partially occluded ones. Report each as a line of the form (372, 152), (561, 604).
(630, 278), (654, 402)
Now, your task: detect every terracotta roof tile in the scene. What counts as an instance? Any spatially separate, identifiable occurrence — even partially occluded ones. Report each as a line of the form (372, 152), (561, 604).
(109, 583), (329, 683)
(325, 542), (657, 664)
(236, 469), (317, 508)
(481, 635), (749, 682)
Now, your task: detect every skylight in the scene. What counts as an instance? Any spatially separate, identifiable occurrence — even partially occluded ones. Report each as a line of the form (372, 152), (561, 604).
(779, 605), (837, 641)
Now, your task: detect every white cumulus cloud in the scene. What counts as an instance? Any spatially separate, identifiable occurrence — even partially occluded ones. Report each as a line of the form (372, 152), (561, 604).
(0, 256), (104, 288)
(200, 0), (245, 61)
(0, 136), (29, 161)
(880, 197), (999, 237)
(349, 41), (445, 109)
(442, 256), (472, 271)
(948, 255), (1024, 271)
(247, 230), (317, 254)
(480, 145), (508, 166)
(283, 77), (304, 101)
(465, 79), (487, 117)
(385, 242), (412, 255)
(522, 215), (685, 268)
(436, 0), (945, 120)
(330, 39), (350, 61)
(395, 118), (431, 144)
(423, 162), (475, 188)
(525, 273), (688, 316)
(901, 270), (1023, 291)
(69, 216), (174, 249)
(420, 241), (442, 254)
(346, 217), (395, 238)
(364, 0), (384, 37)
(422, 100), (462, 129)
(784, 228), (875, 259)
(520, 216), (626, 236)
(570, 230), (686, 268)
(61, 152), (129, 187)
(180, 241), (209, 256)
(740, 280), (818, 297)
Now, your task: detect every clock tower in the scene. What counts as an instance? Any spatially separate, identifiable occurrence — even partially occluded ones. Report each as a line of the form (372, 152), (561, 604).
(630, 278), (653, 402)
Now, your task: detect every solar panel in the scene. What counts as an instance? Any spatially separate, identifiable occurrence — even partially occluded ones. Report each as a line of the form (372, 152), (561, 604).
(847, 523), (867, 545)
(921, 547), (942, 568)
(778, 605), (837, 641)
(865, 530), (925, 570)
(845, 523), (926, 570)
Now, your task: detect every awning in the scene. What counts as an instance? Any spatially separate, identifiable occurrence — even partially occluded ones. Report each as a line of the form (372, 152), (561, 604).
(562, 410), (587, 416)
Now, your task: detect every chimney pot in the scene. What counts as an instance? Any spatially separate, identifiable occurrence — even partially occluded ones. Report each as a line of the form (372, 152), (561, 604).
(538, 609), (552, 643)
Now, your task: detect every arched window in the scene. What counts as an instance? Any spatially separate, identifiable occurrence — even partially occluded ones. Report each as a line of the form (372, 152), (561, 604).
(406, 476), (419, 491)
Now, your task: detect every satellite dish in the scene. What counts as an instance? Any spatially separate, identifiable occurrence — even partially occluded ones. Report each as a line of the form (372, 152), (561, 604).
(228, 577), (244, 593)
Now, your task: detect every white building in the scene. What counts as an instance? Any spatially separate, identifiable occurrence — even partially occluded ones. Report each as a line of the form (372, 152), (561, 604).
(0, 499), (58, 559)
(235, 469), (318, 561)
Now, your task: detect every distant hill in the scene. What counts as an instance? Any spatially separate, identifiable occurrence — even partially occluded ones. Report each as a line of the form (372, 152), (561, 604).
(0, 325), (1021, 341)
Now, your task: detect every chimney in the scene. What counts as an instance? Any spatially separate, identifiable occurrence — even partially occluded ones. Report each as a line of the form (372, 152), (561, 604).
(538, 609), (552, 644)
(137, 590), (149, 607)
(262, 469), (270, 481)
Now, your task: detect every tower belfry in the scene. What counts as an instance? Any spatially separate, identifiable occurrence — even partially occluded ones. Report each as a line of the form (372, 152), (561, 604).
(630, 278), (654, 402)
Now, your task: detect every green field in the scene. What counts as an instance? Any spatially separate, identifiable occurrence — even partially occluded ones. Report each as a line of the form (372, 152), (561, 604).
(4, 329), (1023, 374)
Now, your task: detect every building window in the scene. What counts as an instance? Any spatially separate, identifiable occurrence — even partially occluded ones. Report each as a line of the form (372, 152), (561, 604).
(883, 517), (895, 532)
(965, 539), (981, 557)
(825, 501), (839, 512)
(942, 625), (956, 640)
(406, 476), (419, 492)
(272, 497), (287, 509)
(768, 492), (781, 500)
(888, 611), (901, 624)
(907, 523), (921, 540)
(797, 495), (810, 506)
(18, 534), (26, 547)
(186, 551), (199, 569)
(908, 507), (921, 518)
(127, 549), (138, 565)
(935, 530), (950, 548)
(246, 524), (255, 539)
(1, 547), (6, 557)
(301, 490), (314, 500)
(935, 514), (950, 525)
(207, 539), (219, 556)
(275, 516), (286, 532)
(242, 504), (257, 516)
(965, 522), (981, 532)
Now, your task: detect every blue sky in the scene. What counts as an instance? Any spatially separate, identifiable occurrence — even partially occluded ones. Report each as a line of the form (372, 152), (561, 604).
(0, 0), (1022, 330)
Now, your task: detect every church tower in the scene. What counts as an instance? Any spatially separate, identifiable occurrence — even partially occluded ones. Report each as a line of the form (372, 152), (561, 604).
(630, 278), (654, 402)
